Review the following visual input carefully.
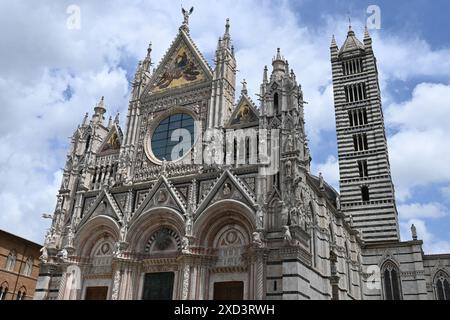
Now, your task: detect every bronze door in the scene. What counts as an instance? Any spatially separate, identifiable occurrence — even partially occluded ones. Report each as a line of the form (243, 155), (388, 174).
(213, 281), (244, 300)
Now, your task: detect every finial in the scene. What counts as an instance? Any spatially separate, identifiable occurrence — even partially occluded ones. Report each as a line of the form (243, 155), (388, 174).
(263, 65), (268, 83)
(331, 34), (337, 47)
(276, 48), (282, 60)
(364, 25), (371, 39)
(107, 116), (113, 128)
(348, 16), (352, 31)
(114, 112), (120, 125)
(82, 112), (89, 126)
(180, 6), (194, 32)
(241, 79), (248, 95)
(143, 42), (152, 72)
(225, 18), (230, 35)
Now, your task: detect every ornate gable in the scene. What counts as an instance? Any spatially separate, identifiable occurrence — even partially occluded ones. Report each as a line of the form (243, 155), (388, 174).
(196, 170), (257, 216)
(227, 94), (259, 128)
(77, 189), (123, 230)
(132, 176), (187, 221)
(145, 30), (213, 96)
(97, 124), (122, 155)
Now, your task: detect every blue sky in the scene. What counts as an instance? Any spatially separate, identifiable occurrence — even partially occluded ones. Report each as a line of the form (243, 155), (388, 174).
(0, 0), (449, 253)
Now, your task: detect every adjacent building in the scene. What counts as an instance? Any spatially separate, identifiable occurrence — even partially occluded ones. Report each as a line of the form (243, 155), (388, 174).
(0, 229), (41, 300)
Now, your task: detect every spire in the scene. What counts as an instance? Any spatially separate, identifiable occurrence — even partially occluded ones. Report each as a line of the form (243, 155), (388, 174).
(263, 65), (268, 83)
(180, 6), (194, 33)
(330, 34), (337, 48)
(241, 79), (248, 95)
(82, 112), (89, 126)
(364, 25), (373, 49)
(223, 18), (231, 49)
(272, 48), (286, 75)
(93, 96), (106, 125)
(142, 42), (152, 72)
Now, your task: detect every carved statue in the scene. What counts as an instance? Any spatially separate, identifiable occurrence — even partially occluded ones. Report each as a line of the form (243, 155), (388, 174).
(223, 183), (232, 196)
(39, 246), (48, 263)
(283, 225), (292, 242)
(319, 172), (324, 190)
(336, 195), (341, 211)
(60, 248), (68, 261)
(252, 232), (264, 248)
(256, 205), (264, 230)
(185, 215), (193, 236)
(181, 236), (190, 254)
(286, 134), (294, 152)
(66, 226), (74, 248)
(181, 7), (194, 29)
(411, 224), (418, 240)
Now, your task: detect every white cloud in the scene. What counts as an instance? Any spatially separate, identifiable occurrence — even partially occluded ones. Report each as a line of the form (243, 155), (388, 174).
(312, 156), (340, 191)
(398, 202), (448, 220)
(400, 219), (450, 254)
(1, 0), (450, 249)
(385, 83), (450, 200)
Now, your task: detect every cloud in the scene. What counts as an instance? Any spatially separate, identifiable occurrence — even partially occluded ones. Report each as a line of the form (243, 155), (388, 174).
(385, 83), (450, 200)
(313, 156), (340, 191)
(400, 219), (450, 254)
(398, 202), (448, 220)
(0, 0), (449, 251)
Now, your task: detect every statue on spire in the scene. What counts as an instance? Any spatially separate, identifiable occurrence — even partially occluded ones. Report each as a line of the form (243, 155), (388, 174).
(181, 6), (194, 32)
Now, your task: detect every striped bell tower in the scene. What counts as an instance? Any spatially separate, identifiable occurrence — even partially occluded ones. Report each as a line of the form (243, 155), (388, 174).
(330, 26), (400, 242)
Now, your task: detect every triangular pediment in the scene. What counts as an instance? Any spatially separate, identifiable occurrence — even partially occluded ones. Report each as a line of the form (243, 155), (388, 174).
(132, 176), (187, 222)
(98, 125), (122, 155)
(146, 30), (213, 96)
(227, 94), (259, 128)
(77, 189), (123, 230)
(196, 170), (257, 216)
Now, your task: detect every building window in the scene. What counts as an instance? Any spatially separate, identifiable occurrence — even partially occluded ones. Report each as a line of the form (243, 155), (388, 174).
(353, 133), (368, 151)
(344, 83), (367, 103)
(22, 257), (33, 277)
(0, 282), (8, 300)
(273, 92), (280, 115)
(5, 251), (16, 271)
(361, 186), (370, 202)
(150, 113), (195, 162)
(435, 271), (450, 300)
(342, 58), (363, 76)
(358, 160), (369, 177)
(348, 108), (368, 127)
(16, 287), (26, 300)
(382, 261), (402, 300)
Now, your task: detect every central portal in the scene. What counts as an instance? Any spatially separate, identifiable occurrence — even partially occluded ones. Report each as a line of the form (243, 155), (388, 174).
(213, 281), (244, 300)
(142, 272), (174, 300)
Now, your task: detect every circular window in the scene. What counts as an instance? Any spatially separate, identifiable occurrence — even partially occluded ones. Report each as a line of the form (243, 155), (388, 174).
(150, 112), (195, 162)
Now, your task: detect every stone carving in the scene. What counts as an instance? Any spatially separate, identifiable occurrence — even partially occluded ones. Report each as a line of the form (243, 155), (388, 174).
(411, 224), (418, 241)
(256, 205), (264, 230)
(252, 232), (264, 248)
(66, 226), (74, 248)
(39, 246), (48, 263)
(111, 269), (121, 300)
(60, 248), (68, 261)
(185, 215), (193, 236)
(223, 183), (232, 196)
(283, 225), (292, 242)
(181, 236), (190, 254)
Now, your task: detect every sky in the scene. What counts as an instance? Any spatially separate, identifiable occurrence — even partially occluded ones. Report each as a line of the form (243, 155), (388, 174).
(0, 0), (449, 253)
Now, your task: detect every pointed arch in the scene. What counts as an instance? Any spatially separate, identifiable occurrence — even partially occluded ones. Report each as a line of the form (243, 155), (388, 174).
(0, 281), (8, 300)
(434, 269), (450, 300)
(381, 260), (402, 300)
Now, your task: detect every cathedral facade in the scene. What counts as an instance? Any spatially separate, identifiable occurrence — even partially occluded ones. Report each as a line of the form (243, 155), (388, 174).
(34, 13), (450, 300)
